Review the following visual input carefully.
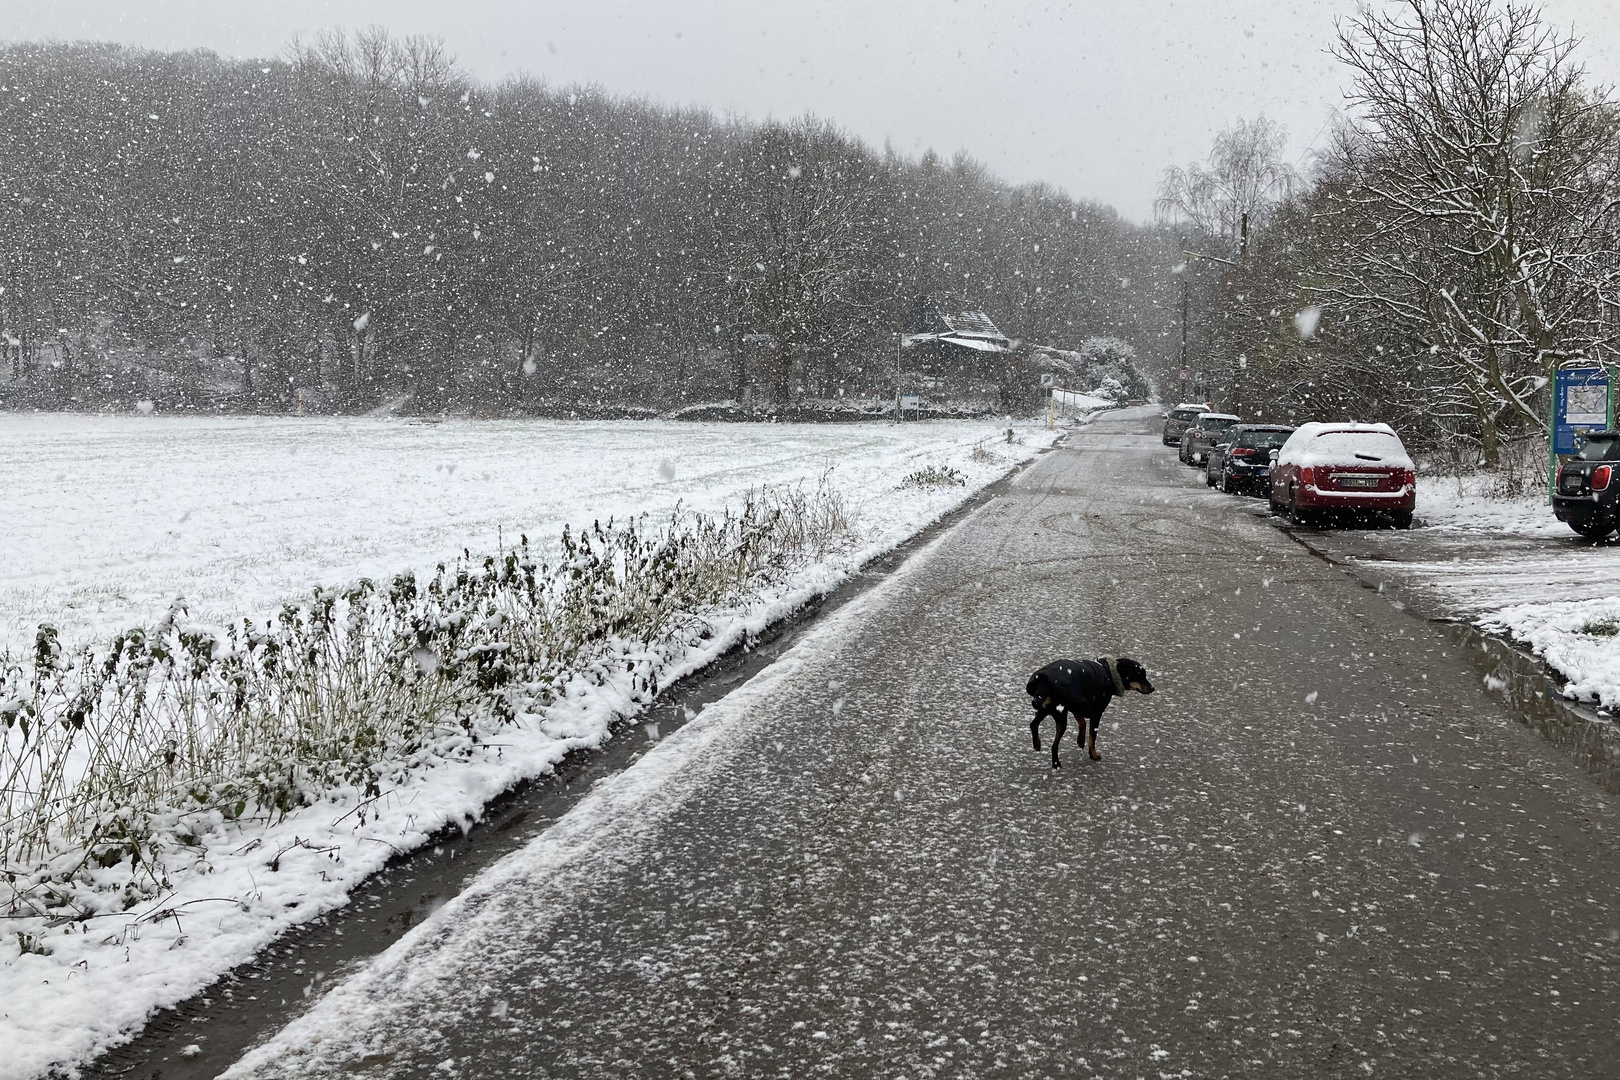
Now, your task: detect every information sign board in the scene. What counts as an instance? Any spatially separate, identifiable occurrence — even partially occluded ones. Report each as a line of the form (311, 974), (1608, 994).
(1553, 367), (1611, 454)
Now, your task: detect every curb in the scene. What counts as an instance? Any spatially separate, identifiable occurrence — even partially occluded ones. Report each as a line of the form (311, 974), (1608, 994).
(1282, 526), (1620, 795)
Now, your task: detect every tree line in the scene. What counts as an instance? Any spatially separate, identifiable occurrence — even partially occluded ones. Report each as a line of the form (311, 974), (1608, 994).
(1159, 0), (1620, 474)
(0, 32), (1176, 415)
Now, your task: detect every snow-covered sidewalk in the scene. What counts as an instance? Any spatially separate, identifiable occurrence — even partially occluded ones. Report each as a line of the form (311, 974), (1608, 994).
(0, 416), (1054, 1080)
(1298, 473), (1620, 710)
(1413, 476), (1620, 709)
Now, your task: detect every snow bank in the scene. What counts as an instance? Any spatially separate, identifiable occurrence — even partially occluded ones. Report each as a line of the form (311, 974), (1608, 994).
(1051, 389), (1115, 412)
(0, 418), (1054, 1080)
(1416, 474), (1571, 537)
(1412, 474), (1620, 708)
(1479, 598), (1620, 707)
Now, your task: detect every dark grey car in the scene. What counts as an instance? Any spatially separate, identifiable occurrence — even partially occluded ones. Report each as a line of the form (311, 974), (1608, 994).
(1206, 424), (1295, 494)
(1552, 431), (1620, 538)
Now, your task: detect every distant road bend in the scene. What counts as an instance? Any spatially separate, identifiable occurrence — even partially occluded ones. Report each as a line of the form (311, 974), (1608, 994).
(225, 407), (1620, 1079)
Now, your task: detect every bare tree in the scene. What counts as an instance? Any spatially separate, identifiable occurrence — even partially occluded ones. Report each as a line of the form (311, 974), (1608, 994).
(1155, 117), (1296, 261)
(1317, 0), (1620, 465)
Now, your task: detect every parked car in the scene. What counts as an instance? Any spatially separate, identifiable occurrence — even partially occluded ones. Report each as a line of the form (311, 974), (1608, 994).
(1268, 422), (1416, 528)
(1161, 403), (1212, 446)
(1552, 430), (1620, 538)
(1205, 424), (1295, 493)
(1180, 412), (1241, 465)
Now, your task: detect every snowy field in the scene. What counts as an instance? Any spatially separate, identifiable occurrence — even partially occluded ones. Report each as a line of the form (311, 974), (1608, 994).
(1412, 476), (1620, 708)
(0, 412), (1058, 1080)
(2, 414), (1032, 657)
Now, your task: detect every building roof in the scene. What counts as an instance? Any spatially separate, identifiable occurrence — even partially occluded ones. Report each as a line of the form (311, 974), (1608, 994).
(905, 298), (1010, 353)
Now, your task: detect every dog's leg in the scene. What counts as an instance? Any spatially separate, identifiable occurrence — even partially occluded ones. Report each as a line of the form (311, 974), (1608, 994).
(1030, 711), (1044, 751)
(1051, 710), (1067, 768)
(1086, 715), (1103, 761)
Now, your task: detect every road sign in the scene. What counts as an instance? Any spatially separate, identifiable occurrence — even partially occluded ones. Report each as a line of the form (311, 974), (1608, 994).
(1039, 373), (1054, 388)
(899, 395), (921, 410)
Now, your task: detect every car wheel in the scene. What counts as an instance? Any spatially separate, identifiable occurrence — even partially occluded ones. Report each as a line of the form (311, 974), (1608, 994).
(1570, 514), (1618, 539)
(1390, 510), (1413, 530)
(1204, 466), (1216, 487)
(1220, 470), (1232, 494)
(1288, 489), (1312, 527)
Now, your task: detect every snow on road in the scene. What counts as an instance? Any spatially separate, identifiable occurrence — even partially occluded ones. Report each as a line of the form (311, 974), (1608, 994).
(3, 414), (1026, 656)
(0, 413), (1057, 1080)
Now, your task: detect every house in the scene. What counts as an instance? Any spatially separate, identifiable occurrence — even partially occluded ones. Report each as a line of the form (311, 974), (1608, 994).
(901, 299), (1011, 386)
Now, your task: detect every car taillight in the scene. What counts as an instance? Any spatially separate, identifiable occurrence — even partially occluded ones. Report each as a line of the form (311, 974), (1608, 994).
(1403, 469), (1416, 487)
(1299, 466), (1315, 486)
(1230, 447), (1256, 458)
(1594, 465), (1613, 491)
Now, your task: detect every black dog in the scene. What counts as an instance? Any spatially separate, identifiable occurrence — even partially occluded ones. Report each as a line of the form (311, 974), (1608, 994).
(1026, 657), (1154, 767)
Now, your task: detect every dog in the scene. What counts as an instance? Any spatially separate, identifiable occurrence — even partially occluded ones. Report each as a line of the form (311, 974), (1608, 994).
(1026, 656), (1154, 768)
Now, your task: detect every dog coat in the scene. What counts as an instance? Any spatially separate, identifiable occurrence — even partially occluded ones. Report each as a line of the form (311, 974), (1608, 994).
(1025, 658), (1121, 720)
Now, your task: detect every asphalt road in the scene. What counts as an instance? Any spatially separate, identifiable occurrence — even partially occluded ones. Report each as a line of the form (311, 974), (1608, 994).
(227, 408), (1620, 1079)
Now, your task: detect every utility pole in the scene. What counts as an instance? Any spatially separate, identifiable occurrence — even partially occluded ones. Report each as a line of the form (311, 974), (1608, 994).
(894, 331), (903, 422)
(1173, 256), (1189, 397)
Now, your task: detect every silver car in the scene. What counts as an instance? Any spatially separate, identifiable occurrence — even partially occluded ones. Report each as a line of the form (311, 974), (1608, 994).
(1179, 412), (1241, 465)
(1161, 403), (1212, 446)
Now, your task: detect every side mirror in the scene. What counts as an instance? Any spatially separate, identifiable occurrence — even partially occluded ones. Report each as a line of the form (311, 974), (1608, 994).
(1269, 448), (1280, 464)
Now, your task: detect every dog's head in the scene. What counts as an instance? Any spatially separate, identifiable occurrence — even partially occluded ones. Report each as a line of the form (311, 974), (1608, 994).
(1116, 657), (1155, 695)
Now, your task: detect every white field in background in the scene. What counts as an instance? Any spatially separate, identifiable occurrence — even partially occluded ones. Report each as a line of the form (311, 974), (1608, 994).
(2, 415), (1030, 657)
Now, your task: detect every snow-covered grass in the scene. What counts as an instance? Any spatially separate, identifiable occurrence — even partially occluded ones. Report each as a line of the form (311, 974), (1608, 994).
(1417, 470), (1572, 538)
(0, 414), (1053, 1080)
(1412, 472), (1620, 709)
(1478, 597), (1620, 707)
(0, 414), (1031, 657)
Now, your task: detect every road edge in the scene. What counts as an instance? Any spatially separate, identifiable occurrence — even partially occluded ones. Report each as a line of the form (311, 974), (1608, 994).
(1281, 526), (1620, 795)
(76, 435), (1062, 1080)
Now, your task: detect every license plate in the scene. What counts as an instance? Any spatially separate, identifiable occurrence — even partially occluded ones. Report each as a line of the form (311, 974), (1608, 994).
(1562, 475), (1583, 492)
(1339, 476), (1380, 489)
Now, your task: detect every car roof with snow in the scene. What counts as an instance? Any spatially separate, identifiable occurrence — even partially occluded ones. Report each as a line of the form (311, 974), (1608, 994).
(1278, 421), (1412, 468)
(1196, 413), (1241, 421)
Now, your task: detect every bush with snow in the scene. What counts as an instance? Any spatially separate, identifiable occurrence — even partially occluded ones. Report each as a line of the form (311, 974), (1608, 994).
(0, 485), (850, 918)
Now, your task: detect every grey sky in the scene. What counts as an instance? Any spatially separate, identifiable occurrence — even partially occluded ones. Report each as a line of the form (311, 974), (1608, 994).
(12, 0), (1620, 221)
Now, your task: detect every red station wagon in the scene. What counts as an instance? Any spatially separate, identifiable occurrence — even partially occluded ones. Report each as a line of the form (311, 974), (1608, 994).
(1268, 422), (1416, 529)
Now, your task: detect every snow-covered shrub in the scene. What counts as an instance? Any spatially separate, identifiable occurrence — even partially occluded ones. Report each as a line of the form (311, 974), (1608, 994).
(0, 483), (850, 916)
(900, 464), (967, 489)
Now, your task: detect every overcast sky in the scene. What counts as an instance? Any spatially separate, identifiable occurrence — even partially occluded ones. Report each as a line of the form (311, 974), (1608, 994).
(12, 0), (1620, 220)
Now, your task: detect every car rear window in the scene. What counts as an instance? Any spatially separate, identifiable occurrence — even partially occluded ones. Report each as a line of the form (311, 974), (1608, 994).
(1237, 430), (1291, 449)
(1575, 438), (1620, 461)
(1170, 409), (1201, 421)
(1201, 418), (1238, 430)
(1307, 430), (1408, 463)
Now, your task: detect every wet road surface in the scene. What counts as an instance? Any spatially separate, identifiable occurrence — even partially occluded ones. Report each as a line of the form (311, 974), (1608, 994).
(226, 409), (1620, 1079)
